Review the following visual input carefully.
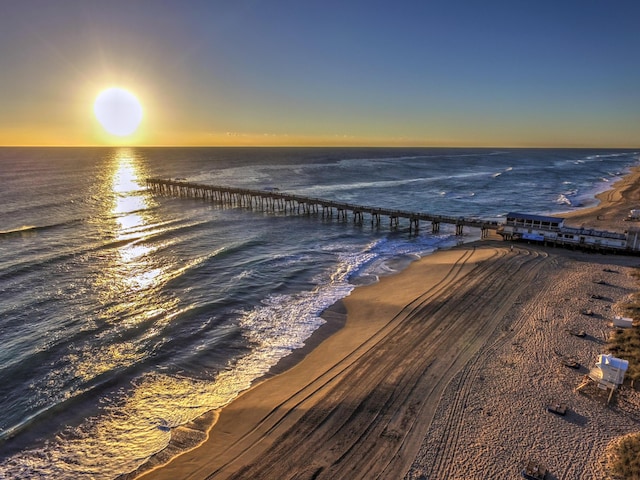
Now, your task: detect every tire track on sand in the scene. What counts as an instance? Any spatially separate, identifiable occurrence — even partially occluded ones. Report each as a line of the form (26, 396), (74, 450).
(192, 248), (477, 480)
(426, 249), (547, 479)
(219, 246), (548, 480)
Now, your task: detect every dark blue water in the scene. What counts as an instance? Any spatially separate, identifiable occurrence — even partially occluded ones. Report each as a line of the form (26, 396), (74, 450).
(0, 147), (637, 478)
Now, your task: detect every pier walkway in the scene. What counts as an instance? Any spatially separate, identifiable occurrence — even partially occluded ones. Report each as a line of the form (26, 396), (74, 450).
(146, 178), (500, 237)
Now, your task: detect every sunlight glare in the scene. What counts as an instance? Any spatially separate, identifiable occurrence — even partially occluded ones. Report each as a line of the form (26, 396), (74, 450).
(94, 88), (143, 136)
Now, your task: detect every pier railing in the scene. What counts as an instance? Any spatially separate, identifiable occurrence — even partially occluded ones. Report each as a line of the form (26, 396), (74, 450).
(146, 178), (500, 237)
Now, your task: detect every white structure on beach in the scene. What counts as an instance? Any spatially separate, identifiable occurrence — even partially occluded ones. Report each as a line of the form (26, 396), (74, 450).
(497, 212), (640, 252)
(577, 353), (629, 403)
(613, 316), (634, 328)
(590, 354), (629, 386)
(627, 209), (640, 220)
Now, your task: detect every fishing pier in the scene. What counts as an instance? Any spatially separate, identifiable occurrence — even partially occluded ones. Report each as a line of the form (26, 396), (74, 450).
(146, 178), (500, 237)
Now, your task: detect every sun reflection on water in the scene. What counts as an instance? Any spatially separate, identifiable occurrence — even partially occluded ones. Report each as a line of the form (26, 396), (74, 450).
(111, 151), (150, 237)
(71, 149), (178, 381)
(108, 151), (161, 291)
(112, 152), (143, 194)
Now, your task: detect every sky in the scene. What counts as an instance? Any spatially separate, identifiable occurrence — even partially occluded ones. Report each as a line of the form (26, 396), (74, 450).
(1, 0), (639, 147)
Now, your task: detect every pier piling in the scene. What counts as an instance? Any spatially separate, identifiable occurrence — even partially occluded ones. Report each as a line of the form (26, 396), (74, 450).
(145, 178), (500, 238)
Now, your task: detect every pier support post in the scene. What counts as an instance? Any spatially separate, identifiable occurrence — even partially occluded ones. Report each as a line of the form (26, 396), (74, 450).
(145, 179), (507, 242)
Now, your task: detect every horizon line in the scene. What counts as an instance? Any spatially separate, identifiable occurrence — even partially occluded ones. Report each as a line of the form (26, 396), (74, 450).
(1, 144), (639, 149)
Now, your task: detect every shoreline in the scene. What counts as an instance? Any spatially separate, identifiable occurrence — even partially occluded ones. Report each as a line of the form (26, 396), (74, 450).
(132, 165), (640, 480)
(560, 165), (640, 230)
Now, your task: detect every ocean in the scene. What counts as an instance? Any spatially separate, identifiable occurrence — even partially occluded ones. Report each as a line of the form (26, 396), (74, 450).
(0, 147), (638, 478)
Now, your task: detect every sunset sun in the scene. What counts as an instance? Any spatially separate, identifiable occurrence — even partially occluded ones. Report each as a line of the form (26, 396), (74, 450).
(94, 87), (143, 137)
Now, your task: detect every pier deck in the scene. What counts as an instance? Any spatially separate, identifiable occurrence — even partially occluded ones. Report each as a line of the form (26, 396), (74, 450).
(146, 178), (500, 236)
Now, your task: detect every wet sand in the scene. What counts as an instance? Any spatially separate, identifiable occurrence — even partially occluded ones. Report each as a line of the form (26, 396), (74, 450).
(135, 167), (640, 479)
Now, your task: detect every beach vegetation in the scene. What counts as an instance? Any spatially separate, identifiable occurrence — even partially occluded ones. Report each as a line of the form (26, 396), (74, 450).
(607, 327), (640, 386)
(604, 271), (640, 480)
(623, 269), (640, 318)
(612, 269), (640, 385)
(611, 268), (640, 385)
(605, 433), (640, 480)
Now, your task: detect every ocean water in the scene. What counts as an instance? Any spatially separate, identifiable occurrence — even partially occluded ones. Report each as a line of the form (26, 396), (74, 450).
(0, 147), (638, 478)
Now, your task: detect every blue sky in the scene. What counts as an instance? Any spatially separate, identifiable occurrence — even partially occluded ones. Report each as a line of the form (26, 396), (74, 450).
(1, 0), (639, 146)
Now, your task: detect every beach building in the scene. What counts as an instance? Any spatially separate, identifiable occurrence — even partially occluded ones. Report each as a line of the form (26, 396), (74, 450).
(498, 213), (563, 242)
(497, 212), (640, 252)
(613, 316), (634, 328)
(626, 227), (640, 250)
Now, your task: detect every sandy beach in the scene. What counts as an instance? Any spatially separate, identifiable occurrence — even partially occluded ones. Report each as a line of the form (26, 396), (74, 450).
(133, 168), (640, 480)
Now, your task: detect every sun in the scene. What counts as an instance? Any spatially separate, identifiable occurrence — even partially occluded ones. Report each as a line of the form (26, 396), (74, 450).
(94, 87), (143, 137)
